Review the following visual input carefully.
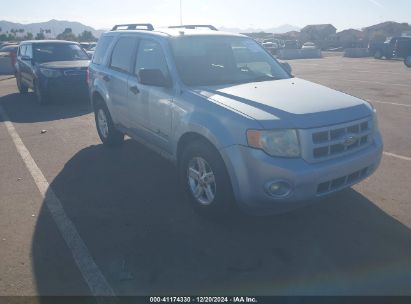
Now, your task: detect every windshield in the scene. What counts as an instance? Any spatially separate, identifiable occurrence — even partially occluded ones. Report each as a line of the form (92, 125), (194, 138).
(171, 36), (290, 86)
(33, 43), (89, 63)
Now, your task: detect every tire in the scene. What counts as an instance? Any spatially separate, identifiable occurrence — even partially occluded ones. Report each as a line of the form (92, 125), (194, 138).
(94, 99), (124, 146)
(405, 56), (411, 68)
(179, 139), (235, 216)
(34, 80), (49, 105)
(374, 50), (383, 59)
(16, 74), (28, 94)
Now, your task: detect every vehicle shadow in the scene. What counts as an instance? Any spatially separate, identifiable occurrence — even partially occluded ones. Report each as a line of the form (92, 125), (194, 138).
(0, 92), (91, 123)
(32, 140), (411, 296)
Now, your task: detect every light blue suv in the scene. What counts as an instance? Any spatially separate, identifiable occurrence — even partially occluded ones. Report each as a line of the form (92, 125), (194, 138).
(88, 24), (383, 215)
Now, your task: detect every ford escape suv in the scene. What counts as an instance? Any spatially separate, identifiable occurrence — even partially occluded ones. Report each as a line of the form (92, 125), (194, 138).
(88, 24), (383, 215)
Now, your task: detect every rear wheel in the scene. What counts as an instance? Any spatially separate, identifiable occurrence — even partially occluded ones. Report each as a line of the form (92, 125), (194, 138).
(374, 50), (383, 59)
(179, 140), (235, 216)
(16, 74), (28, 94)
(94, 100), (124, 146)
(405, 56), (411, 68)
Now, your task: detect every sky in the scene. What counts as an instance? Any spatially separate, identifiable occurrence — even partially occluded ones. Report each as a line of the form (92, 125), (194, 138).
(1, 0), (411, 31)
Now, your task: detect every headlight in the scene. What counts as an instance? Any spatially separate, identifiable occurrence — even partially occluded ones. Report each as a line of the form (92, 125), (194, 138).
(247, 129), (300, 158)
(39, 68), (62, 78)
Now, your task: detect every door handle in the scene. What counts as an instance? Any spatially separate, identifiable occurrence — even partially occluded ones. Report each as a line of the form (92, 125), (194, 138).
(102, 75), (110, 82)
(129, 85), (140, 95)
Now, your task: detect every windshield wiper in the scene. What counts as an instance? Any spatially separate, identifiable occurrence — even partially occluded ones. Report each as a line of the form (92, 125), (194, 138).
(251, 75), (280, 83)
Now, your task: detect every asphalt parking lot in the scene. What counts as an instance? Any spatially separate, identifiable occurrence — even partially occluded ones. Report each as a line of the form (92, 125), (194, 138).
(0, 55), (411, 297)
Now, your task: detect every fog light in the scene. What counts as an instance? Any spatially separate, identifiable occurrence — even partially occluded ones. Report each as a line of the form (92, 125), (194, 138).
(266, 181), (292, 198)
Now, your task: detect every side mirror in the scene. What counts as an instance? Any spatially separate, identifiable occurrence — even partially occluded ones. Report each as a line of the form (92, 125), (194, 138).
(21, 55), (31, 61)
(281, 62), (292, 74)
(139, 69), (170, 87)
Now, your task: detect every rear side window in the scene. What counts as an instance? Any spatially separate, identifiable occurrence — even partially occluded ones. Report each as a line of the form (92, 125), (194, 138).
(110, 37), (137, 74)
(26, 44), (33, 58)
(19, 45), (27, 57)
(93, 36), (114, 65)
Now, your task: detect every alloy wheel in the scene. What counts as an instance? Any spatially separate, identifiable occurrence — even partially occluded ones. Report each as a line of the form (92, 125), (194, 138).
(97, 109), (109, 139)
(187, 157), (217, 206)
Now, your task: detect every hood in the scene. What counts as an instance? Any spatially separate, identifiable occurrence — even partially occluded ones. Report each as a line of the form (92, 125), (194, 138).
(193, 78), (372, 129)
(38, 60), (90, 69)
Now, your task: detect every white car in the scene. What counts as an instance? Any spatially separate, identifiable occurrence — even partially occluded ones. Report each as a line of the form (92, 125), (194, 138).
(302, 42), (317, 49)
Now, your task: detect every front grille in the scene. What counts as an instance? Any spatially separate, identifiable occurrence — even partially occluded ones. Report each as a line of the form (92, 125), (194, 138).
(317, 167), (369, 195)
(308, 118), (372, 161)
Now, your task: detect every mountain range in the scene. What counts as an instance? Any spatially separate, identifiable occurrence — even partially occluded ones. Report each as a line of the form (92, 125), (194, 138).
(219, 24), (301, 34)
(0, 19), (300, 38)
(0, 19), (105, 37)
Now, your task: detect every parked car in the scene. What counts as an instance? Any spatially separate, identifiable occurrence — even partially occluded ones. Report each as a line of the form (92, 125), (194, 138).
(85, 46), (96, 59)
(405, 54), (411, 67)
(394, 38), (411, 68)
(302, 42), (317, 49)
(0, 42), (16, 49)
(283, 40), (301, 49)
(262, 39), (281, 55)
(0, 44), (18, 71)
(15, 40), (90, 104)
(368, 37), (411, 59)
(80, 42), (97, 50)
(88, 24), (383, 216)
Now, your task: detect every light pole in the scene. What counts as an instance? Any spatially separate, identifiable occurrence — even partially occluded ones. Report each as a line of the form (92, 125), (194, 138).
(179, 0), (183, 25)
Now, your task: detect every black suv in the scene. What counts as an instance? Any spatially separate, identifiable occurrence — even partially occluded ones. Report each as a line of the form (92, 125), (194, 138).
(15, 40), (90, 104)
(368, 37), (411, 60)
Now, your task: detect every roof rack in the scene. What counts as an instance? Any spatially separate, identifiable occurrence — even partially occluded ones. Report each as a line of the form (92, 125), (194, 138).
(168, 25), (218, 31)
(111, 24), (154, 31)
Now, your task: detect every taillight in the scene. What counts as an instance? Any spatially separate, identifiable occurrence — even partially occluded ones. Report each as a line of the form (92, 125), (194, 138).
(10, 53), (17, 67)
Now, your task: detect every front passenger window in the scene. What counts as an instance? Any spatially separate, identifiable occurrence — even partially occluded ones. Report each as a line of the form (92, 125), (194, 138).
(135, 40), (169, 80)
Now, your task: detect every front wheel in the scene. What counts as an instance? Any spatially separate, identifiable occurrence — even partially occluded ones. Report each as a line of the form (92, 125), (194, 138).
(34, 81), (49, 105)
(374, 50), (383, 59)
(94, 100), (124, 146)
(405, 56), (411, 68)
(16, 74), (28, 94)
(180, 140), (235, 216)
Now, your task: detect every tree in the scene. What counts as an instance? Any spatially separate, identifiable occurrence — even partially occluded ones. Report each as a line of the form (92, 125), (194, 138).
(24, 32), (34, 40)
(56, 27), (77, 41)
(35, 32), (46, 40)
(78, 30), (96, 42)
(370, 31), (386, 43)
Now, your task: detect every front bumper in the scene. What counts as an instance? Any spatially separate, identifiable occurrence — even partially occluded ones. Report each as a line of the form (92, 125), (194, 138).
(39, 74), (88, 99)
(220, 132), (383, 215)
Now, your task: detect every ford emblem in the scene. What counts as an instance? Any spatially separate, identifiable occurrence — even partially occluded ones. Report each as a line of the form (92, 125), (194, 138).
(342, 134), (358, 147)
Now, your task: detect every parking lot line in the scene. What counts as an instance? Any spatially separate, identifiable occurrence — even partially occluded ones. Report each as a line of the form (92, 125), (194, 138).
(306, 75), (411, 88)
(372, 100), (411, 108)
(384, 152), (411, 162)
(0, 105), (116, 300)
